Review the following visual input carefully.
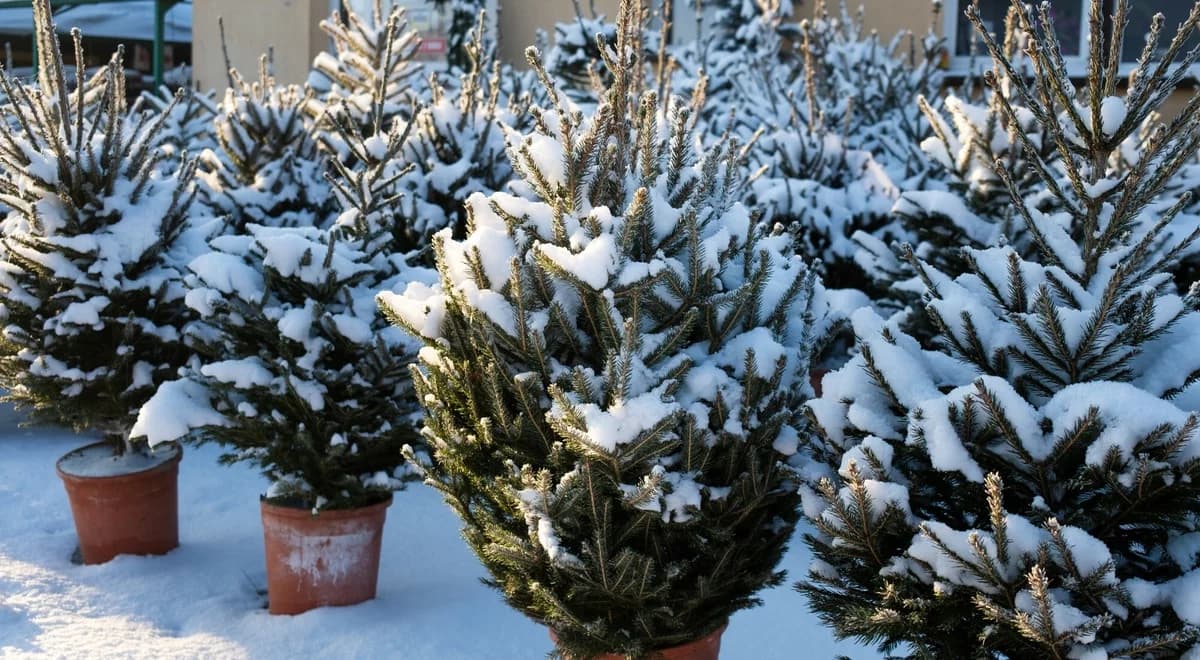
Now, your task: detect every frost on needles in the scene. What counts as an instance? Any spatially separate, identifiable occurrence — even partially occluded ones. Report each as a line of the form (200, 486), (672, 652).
(0, 2), (199, 454)
(307, 0), (422, 140)
(378, 1), (823, 656)
(198, 55), (333, 234)
(797, 1), (1200, 657)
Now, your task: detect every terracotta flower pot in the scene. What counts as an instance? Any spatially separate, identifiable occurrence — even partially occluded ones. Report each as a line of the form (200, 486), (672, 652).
(56, 441), (183, 565)
(260, 495), (392, 615)
(550, 623), (727, 660)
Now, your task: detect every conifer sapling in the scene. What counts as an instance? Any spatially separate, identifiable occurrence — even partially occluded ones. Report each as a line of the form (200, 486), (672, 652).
(798, 2), (1200, 656)
(142, 84), (218, 169)
(400, 11), (519, 243)
(307, 0), (422, 141)
(198, 53), (332, 233)
(0, 1), (199, 457)
(428, 0), (490, 72)
(380, 0), (821, 656)
(133, 95), (427, 508)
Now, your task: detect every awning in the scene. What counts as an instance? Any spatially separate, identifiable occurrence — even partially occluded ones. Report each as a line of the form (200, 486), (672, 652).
(0, 1), (191, 42)
(0, 0), (191, 86)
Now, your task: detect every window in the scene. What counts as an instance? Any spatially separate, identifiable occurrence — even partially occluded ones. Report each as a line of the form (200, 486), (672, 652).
(1119, 3), (1200, 68)
(339, 0), (498, 66)
(952, 0), (1086, 58)
(941, 1), (1200, 76)
(669, 1), (715, 44)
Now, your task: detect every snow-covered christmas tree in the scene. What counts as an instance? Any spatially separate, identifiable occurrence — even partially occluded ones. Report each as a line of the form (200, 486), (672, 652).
(862, 5), (1063, 305)
(797, 1), (1200, 656)
(308, 0), (422, 137)
(323, 102), (420, 261)
(747, 101), (902, 296)
(0, 3), (199, 454)
(698, 0), (941, 297)
(795, 0), (943, 177)
(543, 5), (665, 103)
(133, 222), (420, 507)
(133, 84), (430, 507)
(379, 0), (822, 655)
(307, 2), (515, 254)
(141, 85), (218, 170)
(545, 11), (614, 97)
(398, 11), (518, 244)
(428, 0), (489, 72)
(198, 54), (333, 233)
(703, 0), (799, 72)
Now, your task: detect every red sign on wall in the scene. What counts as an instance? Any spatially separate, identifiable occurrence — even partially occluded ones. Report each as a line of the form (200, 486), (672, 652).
(418, 37), (448, 55)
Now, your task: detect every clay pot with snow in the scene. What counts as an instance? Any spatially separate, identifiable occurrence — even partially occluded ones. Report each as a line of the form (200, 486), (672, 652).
(132, 224), (421, 614)
(0, 3), (201, 567)
(56, 442), (183, 565)
(260, 495), (392, 615)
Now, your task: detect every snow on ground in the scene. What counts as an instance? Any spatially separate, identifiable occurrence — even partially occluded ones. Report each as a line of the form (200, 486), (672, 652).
(0, 404), (875, 659)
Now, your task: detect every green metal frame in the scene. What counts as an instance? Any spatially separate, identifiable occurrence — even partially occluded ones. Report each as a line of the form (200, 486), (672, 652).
(0, 0), (186, 86)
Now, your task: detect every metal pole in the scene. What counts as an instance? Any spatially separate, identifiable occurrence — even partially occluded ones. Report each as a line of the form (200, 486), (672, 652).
(153, 0), (165, 86)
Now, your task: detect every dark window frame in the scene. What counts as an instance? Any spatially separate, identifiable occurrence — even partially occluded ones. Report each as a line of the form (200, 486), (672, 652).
(941, 0), (1200, 78)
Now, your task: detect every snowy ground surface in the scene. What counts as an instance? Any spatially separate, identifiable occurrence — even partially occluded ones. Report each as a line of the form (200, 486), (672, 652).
(0, 404), (875, 659)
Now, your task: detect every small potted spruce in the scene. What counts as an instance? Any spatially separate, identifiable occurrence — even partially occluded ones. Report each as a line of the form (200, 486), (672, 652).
(308, 1), (516, 247)
(378, 1), (822, 656)
(133, 96), (422, 615)
(197, 51), (332, 234)
(798, 1), (1200, 657)
(0, 2), (199, 564)
(305, 0), (422, 137)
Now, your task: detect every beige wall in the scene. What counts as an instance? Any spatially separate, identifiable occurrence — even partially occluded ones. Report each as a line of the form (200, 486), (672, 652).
(189, 0), (938, 93)
(497, 0), (621, 63)
(193, 0), (330, 91)
(851, 0), (944, 43)
(190, 0), (1191, 119)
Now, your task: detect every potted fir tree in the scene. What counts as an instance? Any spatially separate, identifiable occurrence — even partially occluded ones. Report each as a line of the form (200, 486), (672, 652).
(798, 1), (1200, 656)
(198, 53), (332, 234)
(133, 104), (422, 615)
(379, 1), (821, 656)
(0, 2), (200, 565)
(306, 0), (422, 137)
(308, 1), (516, 248)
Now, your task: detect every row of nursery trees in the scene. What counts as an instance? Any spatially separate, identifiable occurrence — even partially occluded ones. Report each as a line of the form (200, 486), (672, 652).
(4, 0), (1200, 655)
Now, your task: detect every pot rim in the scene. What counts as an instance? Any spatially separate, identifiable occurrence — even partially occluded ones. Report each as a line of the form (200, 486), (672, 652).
(549, 620), (729, 657)
(259, 493), (394, 519)
(55, 440), (183, 482)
